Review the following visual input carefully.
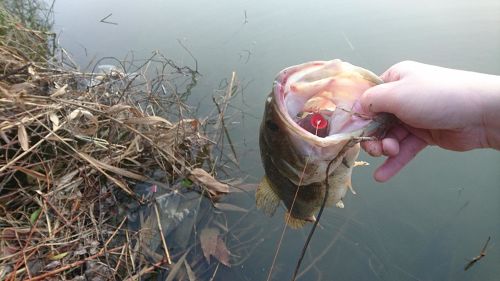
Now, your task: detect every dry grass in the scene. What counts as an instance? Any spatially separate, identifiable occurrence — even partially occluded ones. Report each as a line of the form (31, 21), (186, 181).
(0, 43), (206, 278)
(0, 3), (256, 278)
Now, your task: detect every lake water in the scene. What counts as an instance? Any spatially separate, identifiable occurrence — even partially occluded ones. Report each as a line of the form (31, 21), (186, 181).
(52, 0), (500, 280)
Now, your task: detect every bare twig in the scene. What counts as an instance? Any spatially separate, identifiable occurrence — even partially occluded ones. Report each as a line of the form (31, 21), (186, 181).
(464, 236), (491, 271)
(154, 202), (172, 265)
(100, 13), (118, 25)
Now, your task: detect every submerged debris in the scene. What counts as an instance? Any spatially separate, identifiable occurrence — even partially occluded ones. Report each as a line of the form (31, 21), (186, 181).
(464, 236), (491, 271)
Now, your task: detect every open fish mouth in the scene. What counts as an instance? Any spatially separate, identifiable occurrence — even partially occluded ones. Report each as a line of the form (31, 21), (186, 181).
(257, 59), (395, 228)
(272, 59), (384, 144)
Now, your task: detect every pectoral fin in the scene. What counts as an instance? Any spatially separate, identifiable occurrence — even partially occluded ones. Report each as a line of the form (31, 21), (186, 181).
(354, 161), (369, 167)
(256, 176), (280, 216)
(348, 178), (356, 195)
(336, 200), (345, 208)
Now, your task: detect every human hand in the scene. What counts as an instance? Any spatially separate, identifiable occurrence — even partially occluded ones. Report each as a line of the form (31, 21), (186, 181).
(357, 61), (500, 182)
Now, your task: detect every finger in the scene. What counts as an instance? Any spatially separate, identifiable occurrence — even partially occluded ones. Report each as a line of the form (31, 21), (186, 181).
(361, 140), (383, 157)
(360, 81), (401, 114)
(373, 134), (427, 182)
(381, 126), (409, 156)
(361, 125), (407, 157)
(381, 138), (399, 156)
(379, 65), (402, 82)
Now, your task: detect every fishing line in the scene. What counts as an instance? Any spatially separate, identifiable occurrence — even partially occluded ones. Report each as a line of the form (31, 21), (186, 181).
(265, 121), (322, 281)
(291, 130), (354, 281)
(265, 155), (311, 281)
(290, 154), (339, 281)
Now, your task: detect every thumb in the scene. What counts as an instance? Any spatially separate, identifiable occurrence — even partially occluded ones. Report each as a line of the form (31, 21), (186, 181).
(360, 81), (400, 115)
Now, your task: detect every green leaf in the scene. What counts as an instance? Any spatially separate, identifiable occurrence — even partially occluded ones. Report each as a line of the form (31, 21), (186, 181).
(30, 208), (42, 224)
(181, 178), (193, 188)
(49, 252), (69, 260)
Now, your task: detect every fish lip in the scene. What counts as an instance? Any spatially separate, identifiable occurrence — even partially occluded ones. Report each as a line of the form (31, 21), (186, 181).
(272, 59), (389, 147)
(272, 62), (360, 147)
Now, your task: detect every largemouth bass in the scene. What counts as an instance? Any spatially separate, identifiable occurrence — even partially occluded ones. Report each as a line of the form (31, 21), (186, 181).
(256, 59), (392, 228)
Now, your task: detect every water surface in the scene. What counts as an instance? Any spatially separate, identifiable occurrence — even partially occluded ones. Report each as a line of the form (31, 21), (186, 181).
(53, 0), (500, 280)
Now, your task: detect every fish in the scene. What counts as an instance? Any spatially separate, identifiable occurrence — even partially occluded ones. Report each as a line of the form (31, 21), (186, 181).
(256, 59), (393, 228)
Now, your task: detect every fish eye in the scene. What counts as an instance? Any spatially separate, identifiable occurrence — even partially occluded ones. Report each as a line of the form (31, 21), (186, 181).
(266, 120), (279, 132)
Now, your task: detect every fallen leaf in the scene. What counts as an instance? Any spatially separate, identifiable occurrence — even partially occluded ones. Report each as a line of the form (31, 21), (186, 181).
(50, 84), (67, 97)
(30, 208), (42, 224)
(214, 236), (230, 267)
(76, 153), (134, 196)
(188, 168), (229, 196)
(199, 227), (231, 267)
(49, 252), (68, 260)
(181, 179), (193, 188)
(78, 153), (147, 181)
(200, 227), (218, 264)
(106, 104), (131, 114)
(49, 112), (60, 131)
(124, 116), (173, 126)
(17, 124), (29, 151)
(67, 108), (98, 135)
(67, 109), (81, 121)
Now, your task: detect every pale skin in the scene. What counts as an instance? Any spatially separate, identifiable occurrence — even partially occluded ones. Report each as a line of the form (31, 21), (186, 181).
(356, 61), (500, 182)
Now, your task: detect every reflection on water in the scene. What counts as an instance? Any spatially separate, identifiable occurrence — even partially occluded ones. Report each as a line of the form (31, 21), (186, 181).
(53, 0), (500, 280)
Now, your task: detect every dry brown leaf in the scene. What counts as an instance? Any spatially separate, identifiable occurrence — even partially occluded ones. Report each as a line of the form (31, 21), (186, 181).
(214, 236), (231, 267)
(49, 112), (60, 131)
(67, 108), (99, 135)
(199, 227), (231, 267)
(200, 227), (218, 264)
(76, 153), (134, 196)
(188, 168), (229, 196)
(124, 116), (173, 126)
(17, 124), (29, 151)
(67, 109), (81, 121)
(50, 84), (67, 97)
(106, 104), (131, 114)
(78, 153), (147, 182)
